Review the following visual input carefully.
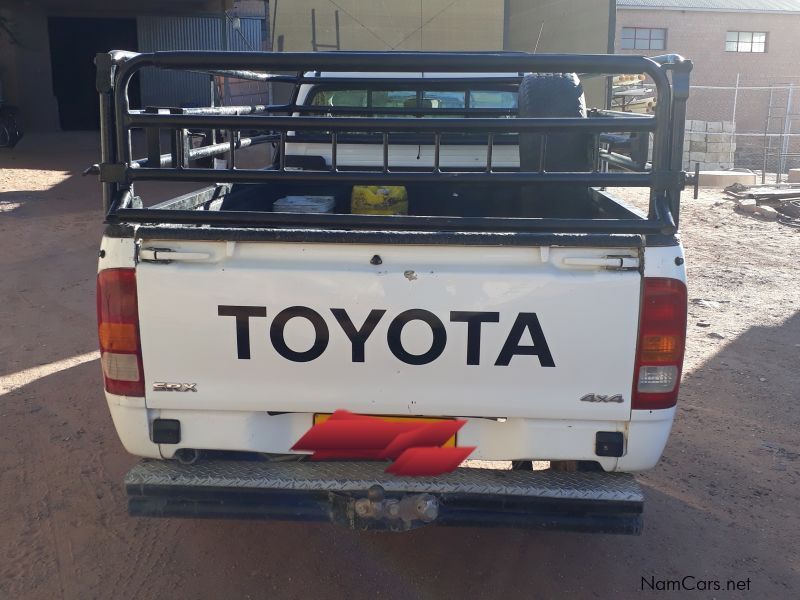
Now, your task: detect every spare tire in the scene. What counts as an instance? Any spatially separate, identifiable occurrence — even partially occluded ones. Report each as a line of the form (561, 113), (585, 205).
(517, 73), (593, 217)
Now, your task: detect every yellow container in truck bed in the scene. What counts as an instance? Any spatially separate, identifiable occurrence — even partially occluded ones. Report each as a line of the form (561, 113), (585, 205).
(351, 186), (408, 215)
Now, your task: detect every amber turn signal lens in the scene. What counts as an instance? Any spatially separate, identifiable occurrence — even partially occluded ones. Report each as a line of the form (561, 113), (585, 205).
(98, 322), (139, 353)
(639, 334), (680, 363)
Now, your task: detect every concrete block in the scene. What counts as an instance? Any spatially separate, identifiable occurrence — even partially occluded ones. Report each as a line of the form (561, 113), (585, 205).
(692, 120), (706, 132)
(736, 198), (757, 212)
(723, 121), (736, 133)
(689, 132), (706, 142)
(707, 142), (726, 153)
(788, 168), (800, 183)
(705, 133), (728, 143)
(690, 141), (707, 152)
(707, 122), (724, 133)
(689, 152), (705, 162)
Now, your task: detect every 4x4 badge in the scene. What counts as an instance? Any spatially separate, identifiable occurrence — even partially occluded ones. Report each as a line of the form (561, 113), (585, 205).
(580, 393), (624, 403)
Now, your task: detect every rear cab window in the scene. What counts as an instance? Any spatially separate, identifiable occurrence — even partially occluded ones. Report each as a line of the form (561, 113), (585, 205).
(308, 88), (518, 113)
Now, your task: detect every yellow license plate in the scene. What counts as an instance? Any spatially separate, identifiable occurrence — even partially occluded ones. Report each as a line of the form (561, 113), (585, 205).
(313, 413), (457, 447)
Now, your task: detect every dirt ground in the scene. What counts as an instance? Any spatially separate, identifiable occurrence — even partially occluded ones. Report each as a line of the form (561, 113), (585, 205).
(1, 133), (798, 599)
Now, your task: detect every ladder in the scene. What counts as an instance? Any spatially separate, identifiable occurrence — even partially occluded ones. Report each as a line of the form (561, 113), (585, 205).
(311, 8), (341, 52)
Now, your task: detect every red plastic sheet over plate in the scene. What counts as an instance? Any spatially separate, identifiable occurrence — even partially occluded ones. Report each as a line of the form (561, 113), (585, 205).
(294, 410), (475, 476)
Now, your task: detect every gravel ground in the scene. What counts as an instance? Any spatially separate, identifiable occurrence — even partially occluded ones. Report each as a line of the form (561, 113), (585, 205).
(1, 134), (798, 599)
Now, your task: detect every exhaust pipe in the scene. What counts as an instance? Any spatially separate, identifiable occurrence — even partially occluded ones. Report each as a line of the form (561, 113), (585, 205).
(174, 448), (201, 465)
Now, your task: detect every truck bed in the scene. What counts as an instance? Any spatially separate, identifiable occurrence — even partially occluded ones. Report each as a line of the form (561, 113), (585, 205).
(217, 180), (634, 220)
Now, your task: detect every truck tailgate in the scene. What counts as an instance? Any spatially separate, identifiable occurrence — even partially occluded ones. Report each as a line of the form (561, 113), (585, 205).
(136, 240), (641, 421)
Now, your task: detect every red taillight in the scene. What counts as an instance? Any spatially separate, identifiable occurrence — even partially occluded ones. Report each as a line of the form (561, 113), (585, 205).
(97, 268), (144, 396)
(632, 278), (687, 410)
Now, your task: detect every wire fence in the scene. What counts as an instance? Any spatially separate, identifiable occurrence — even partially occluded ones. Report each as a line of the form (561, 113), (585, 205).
(685, 77), (800, 178)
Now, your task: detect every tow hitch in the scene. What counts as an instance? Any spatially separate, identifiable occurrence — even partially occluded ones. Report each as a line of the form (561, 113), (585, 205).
(344, 485), (439, 530)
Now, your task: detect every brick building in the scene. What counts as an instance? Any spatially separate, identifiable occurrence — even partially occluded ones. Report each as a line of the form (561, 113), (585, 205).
(616, 0), (800, 169)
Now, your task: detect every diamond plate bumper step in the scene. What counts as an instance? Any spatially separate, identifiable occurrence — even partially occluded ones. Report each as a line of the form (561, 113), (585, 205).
(125, 459), (644, 534)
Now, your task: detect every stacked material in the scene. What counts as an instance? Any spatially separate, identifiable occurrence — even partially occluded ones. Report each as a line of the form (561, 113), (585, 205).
(683, 121), (736, 171)
(612, 74), (646, 87)
(273, 195), (336, 213)
(725, 182), (800, 227)
(611, 75), (656, 114)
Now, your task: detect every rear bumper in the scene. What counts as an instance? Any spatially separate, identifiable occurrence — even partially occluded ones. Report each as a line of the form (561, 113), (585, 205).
(107, 399), (676, 472)
(125, 459), (644, 534)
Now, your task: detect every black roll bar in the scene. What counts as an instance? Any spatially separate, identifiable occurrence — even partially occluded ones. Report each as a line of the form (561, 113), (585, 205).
(95, 50), (692, 235)
(126, 113), (658, 133)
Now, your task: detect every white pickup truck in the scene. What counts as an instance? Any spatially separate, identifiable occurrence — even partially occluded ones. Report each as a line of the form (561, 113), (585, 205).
(95, 50), (692, 533)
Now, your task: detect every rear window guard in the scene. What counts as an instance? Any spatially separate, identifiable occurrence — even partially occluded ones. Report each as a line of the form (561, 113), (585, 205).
(95, 51), (692, 235)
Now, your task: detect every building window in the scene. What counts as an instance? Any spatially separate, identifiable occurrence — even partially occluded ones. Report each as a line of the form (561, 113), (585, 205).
(621, 27), (666, 51)
(726, 31), (767, 53)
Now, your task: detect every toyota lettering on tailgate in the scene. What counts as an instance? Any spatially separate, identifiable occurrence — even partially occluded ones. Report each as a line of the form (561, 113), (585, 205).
(217, 305), (556, 367)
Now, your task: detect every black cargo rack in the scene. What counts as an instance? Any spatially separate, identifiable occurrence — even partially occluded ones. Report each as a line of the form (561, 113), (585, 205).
(95, 51), (692, 235)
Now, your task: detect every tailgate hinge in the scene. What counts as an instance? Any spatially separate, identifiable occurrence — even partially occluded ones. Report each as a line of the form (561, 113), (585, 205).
(138, 247), (212, 264)
(562, 255), (641, 271)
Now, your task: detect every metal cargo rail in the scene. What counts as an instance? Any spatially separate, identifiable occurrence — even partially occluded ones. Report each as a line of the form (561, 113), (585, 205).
(95, 50), (692, 235)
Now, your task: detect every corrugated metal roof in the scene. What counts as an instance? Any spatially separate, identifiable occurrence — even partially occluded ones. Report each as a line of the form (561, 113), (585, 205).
(617, 0), (800, 12)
